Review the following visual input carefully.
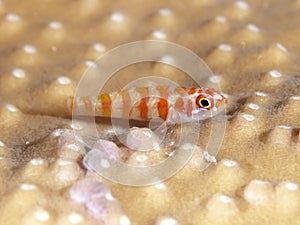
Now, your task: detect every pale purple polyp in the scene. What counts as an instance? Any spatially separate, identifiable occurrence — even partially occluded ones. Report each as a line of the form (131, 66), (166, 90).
(92, 139), (120, 160)
(56, 129), (83, 150)
(70, 179), (113, 219)
(56, 129), (74, 148)
(70, 179), (111, 204)
(86, 195), (109, 219)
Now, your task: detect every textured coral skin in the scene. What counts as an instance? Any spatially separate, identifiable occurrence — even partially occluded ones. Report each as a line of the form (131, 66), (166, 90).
(0, 0), (300, 225)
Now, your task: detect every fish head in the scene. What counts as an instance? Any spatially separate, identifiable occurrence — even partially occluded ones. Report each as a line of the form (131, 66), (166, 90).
(189, 87), (227, 121)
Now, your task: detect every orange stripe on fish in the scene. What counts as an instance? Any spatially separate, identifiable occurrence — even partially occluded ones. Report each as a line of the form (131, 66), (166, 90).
(99, 93), (112, 117)
(205, 89), (215, 96)
(138, 98), (149, 120)
(136, 87), (149, 120)
(67, 96), (76, 112)
(174, 97), (184, 112)
(186, 99), (193, 117)
(120, 90), (131, 118)
(82, 96), (92, 114)
(174, 87), (186, 96)
(188, 87), (197, 95)
(157, 98), (169, 120)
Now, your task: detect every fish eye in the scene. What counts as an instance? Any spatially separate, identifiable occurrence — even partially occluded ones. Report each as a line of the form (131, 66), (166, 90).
(200, 98), (210, 107)
(196, 95), (211, 109)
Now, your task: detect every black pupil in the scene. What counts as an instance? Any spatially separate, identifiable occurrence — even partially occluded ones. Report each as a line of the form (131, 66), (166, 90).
(201, 99), (209, 107)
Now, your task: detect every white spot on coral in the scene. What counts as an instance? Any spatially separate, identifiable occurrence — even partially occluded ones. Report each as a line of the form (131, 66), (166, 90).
(290, 96), (300, 100)
(247, 24), (260, 32)
(276, 43), (288, 52)
(253, 179), (270, 185)
(215, 16), (227, 23)
(30, 158), (45, 166)
(269, 70), (282, 78)
(153, 30), (166, 39)
(57, 76), (71, 85)
(49, 21), (62, 29)
(223, 159), (237, 167)
(85, 60), (97, 68)
(120, 215), (131, 225)
(5, 13), (20, 22)
(12, 68), (25, 78)
(243, 114), (255, 121)
(218, 44), (232, 52)
(284, 182), (299, 191)
(278, 125), (292, 129)
(58, 159), (73, 166)
(105, 193), (115, 201)
(0, 141), (4, 147)
(255, 91), (268, 97)
(219, 194), (233, 203)
(155, 183), (167, 190)
(235, 1), (249, 9)
(93, 43), (106, 52)
(35, 209), (50, 222)
(111, 12), (124, 23)
(135, 154), (148, 162)
(244, 180), (274, 205)
(23, 45), (37, 54)
(207, 193), (238, 215)
(20, 183), (37, 190)
(6, 104), (18, 112)
(68, 213), (83, 224)
(158, 8), (173, 16)
(156, 217), (178, 225)
(167, 151), (175, 157)
(100, 159), (110, 168)
(248, 103), (259, 110)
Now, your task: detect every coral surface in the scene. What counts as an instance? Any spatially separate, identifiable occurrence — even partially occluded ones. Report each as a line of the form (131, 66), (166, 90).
(0, 0), (300, 225)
